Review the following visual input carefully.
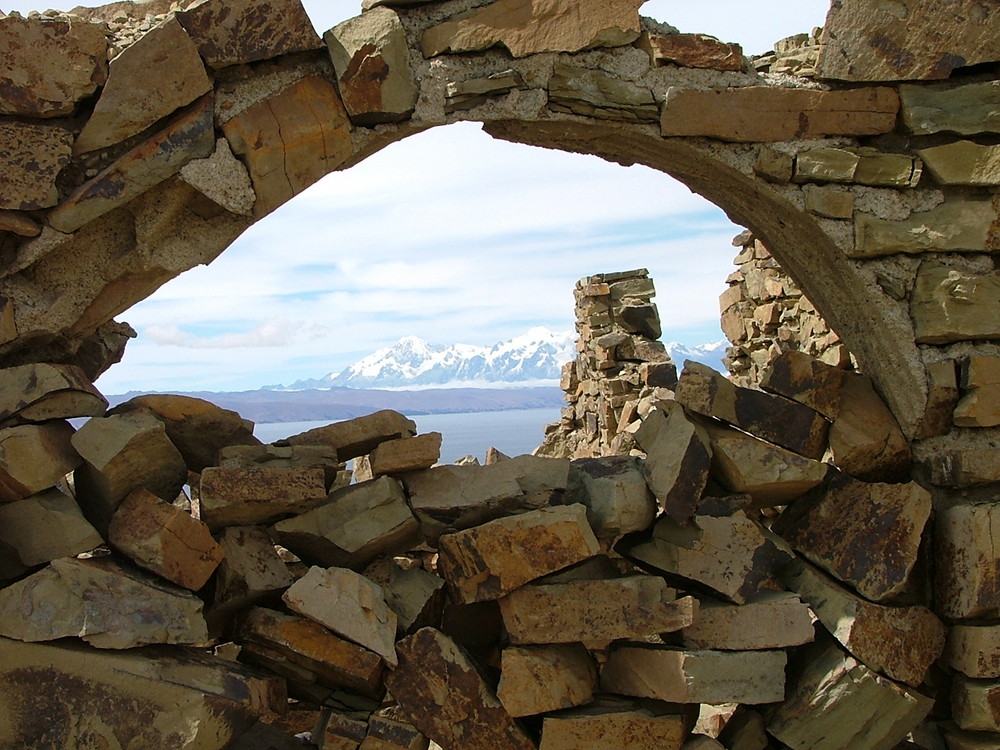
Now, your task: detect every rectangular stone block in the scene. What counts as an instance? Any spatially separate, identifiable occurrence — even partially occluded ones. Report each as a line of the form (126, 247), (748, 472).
(497, 644), (597, 717)
(601, 645), (787, 705)
(913, 263), (1000, 344)
(760, 349), (846, 420)
(438, 504), (600, 604)
(660, 86), (899, 141)
(622, 511), (790, 604)
(279, 409), (415, 460)
(108, 487), (224, 590)
(0, 487), (101, 567)
(946, 625), (1000, 679)
(773, 473), (931, 602)
(385, 628), (536, 750)
(238, 607), (385, 698)
(199, 466), (327, 530)
(682, 591), (814, 651)
(781, 557), (945, 687)
(855, 200), (999, 258)
(499, 574), (695, 648)
(539, 696), (691, 750)
(675, 360), (829, 459)
(953, 676), (1000, 732)
(272, 475), (419, 569)
(768, 638), (934, 750)
(564, 455), (656, 539)
(361, 716), (429, 750)
(936, 502), (1000, 619)
(369, 433), (442, 476)
(900, 80), (1000, 136)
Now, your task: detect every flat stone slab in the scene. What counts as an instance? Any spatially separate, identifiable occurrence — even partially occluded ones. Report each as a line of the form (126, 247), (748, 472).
(854, 199), (1000, 258)
(199, 466), (327, 530)
(279, 409), (415, 460)
(421, 0), (644, 58)
(0, 637), (284, 750)
(601, 645), (787, 705)
(497, 644), (597, 717)
(0, 121), (74, 210)
(0, 421), (81, 502)
(901, 79), (1000, 136)
(437, 504), (600, 603)
(539, 696), (690, 750)
(936, 501), (1000, 619)
(946, 625), (1000, 679)
(499, 575), (696, 647)
(660, 86), (899, 142)
(912, 263), (1000, 344)
(681, 591), (814, 651)
(0, 363), (106, 425)
(0, 488), (102, 567)
(0, 556), (209, 649)
(773, 474), (931, 602)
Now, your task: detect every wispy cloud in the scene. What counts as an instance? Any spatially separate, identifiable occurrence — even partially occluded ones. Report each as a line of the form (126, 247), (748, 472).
(145, 319), (318, 349)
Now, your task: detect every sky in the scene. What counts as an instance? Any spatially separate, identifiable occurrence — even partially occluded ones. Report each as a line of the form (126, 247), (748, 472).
(3, 0), (831, 394)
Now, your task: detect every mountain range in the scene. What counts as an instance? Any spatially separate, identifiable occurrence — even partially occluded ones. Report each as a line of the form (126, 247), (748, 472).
(268, 327), (728, 391)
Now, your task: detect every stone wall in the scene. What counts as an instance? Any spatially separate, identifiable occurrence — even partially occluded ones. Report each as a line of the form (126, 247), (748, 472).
(5, 0), (1000, 747)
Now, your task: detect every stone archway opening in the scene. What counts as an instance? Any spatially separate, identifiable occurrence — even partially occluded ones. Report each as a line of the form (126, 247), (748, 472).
(3, 1), (1000, 748)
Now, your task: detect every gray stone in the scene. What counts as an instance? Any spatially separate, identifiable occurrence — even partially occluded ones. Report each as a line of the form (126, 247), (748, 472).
(912, 263), (1000, 344)
(854, 199), (999, 258)
(199, 466), (327, 530)
(179, 138), (256, 217)
(0, 488), (102, 567)
(0, 421), (80, 502)
(548, 63), (658, 123)
(564, 456), (656, 540)
(901, 80), (1000, 135)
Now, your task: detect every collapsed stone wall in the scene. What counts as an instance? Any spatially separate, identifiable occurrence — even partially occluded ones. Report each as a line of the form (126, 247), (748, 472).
(5, 0), (1000, 747)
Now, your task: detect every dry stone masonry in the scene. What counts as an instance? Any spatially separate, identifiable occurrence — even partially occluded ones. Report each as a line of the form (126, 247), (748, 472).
(4, 0), (1000, 747)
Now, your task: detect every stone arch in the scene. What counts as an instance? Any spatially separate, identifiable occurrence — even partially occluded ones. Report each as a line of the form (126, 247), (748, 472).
(3, 0), (1000, 747)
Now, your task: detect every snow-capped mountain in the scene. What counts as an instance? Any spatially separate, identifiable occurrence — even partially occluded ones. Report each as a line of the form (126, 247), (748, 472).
(280, 327), (578, 390)
(270, 328), (730, 391)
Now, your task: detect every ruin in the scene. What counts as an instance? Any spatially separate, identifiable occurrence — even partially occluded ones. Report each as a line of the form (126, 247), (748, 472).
(3, 0), (1000, 747)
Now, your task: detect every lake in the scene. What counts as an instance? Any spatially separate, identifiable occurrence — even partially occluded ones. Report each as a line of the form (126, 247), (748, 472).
(253, 407), (563, 464)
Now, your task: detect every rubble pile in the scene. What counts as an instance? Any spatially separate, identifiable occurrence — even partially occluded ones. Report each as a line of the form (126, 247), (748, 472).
(0, 339), (960, 749)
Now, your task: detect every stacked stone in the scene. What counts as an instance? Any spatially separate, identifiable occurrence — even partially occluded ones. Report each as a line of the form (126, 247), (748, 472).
(537, 269), (676, 459)
(0, 345), (954, 750)
(720, 231), (853, 388)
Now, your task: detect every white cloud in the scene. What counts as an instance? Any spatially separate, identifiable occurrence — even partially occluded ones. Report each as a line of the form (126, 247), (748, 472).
(145, 319), (304, 349)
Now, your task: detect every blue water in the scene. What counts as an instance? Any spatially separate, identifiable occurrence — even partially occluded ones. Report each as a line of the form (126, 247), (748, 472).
(253, 407), (563, 464)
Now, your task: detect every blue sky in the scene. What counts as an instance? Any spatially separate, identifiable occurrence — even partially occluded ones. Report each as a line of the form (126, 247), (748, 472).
(3, 0), (831, 393)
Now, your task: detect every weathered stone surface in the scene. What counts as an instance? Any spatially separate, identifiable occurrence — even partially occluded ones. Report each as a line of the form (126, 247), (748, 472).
(828, 373), (911, 481)
(326, 8), (418, 125)
(805, 186), (855, 219)
(564, 456), (656, 539)
(602, 645), (786, 705)
(682, 591), (814, 651)
(210, 525), (294, 623)
(0, 209), (41, 237)
(539, 696), (690, 750)
(818, 0), (1000, 81)
(361, 716), (429, 750)
(272, 475), (420, 569)
(0, 421), (80, 502)
(793, 147), (860, 184)
(386, 628), (535, 750)
(72, 411), (187, 533)
(548, 63), (659, 123)
(108, 487), (224, 590)
(637, 31), (743, 71)
(283, 565), (398, 666)
(421, 0), (643, 58)
(929, 448), (1000, 487)
(384, 563), (446, 633)
(75, 17), (212, 154)
(913, 263), (1000, 344)
(49, 94), (216, 233)
(782, 557), (945, 687)
(323, 712), (370, 749)
(179, 137), (257, 216)
(199, 466), (327, 530)
(716, 706), (768, 750)
(660, 86), (899, 142)
(952, 677), (1000, 732)
(703, 422), (828, 506)
(280, 409), (416, 460)
(676, 360), (829, 459)
(437, 504), (600, 604)
(0, 637), (284, 750)
(0, 488), (101, 567)
(0, 14), (107, 117)
(854, 200), (999, 258)
(774, 474), (930, 602)
(0, 363), (106, 425)
(369, 433), (442, 476)
(918, 141), (1000, 186)
(768, 639), (935, 750)
(175, 0), (323, 68)
(954, 383), (1000, 427)
(219, 443), (346, 491)
(917, 359), (960, 439)
(499, 575), (696, 647)
(855, 150), (922, 187)
(941, 726), (1000, 750)
(0, 556), (208, 649)
(498, 644), (597, 717)
(0, 121), (74, 210)
(946, 625), (1000, 679)
(445, 69), (526, 112)
(632, 402), (712, 523)
(936, 502), (1000, 620)
(760, 349), (846, 420)
(405, 455), (568, 541)
(623, 512), (791, 604)
(239, 606), (385, 698)
(222, 76), (353, 217)
(901, 80), (1000, 135)
(109, 393), (259, 472)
